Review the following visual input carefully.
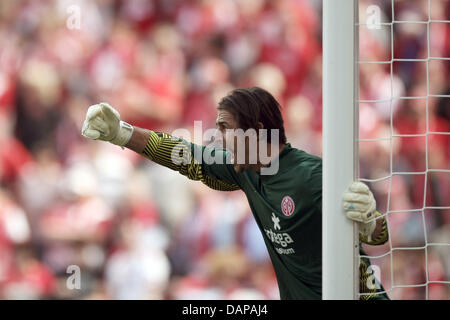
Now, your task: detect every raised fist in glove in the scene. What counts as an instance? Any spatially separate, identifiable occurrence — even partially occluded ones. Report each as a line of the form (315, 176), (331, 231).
(81, 102), (134, 147)
(343, 181), (377, 241)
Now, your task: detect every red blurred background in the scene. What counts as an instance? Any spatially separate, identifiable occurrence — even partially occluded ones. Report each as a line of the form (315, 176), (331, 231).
(0, 0), (448, 299)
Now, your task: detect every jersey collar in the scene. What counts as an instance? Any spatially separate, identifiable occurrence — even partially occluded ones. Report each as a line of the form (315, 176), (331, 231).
(258, 142), (293, 179)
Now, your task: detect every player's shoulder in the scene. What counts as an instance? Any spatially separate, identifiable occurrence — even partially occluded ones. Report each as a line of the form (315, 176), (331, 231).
(285, 147), (322, 188)
(273, 145), (322, 189)
(287, 146), (322, 173)
(277, 145), (322, 207)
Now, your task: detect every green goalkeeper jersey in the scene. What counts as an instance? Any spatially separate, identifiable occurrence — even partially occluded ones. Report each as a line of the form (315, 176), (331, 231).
(142, 131), (389, 300)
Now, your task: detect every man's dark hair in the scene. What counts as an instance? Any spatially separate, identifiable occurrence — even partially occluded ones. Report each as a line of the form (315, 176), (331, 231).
(217, 87), (287, 145)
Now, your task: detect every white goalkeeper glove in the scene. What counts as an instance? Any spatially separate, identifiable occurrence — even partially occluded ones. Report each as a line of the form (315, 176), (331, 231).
(343, 181), (377, 241)
(81, 102), (134, 147)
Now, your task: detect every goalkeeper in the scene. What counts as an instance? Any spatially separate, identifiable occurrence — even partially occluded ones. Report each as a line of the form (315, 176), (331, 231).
(81, 87), (389, 300)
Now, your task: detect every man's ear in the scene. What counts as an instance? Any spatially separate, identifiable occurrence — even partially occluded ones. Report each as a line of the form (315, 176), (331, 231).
(257, 122), (264, 130)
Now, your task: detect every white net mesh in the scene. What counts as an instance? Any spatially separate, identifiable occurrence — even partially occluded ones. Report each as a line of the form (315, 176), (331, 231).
(357, 0), (450, 299)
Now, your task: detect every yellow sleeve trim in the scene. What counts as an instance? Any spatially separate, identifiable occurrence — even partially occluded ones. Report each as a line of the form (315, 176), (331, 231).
(360, 210), (389, 245)
(141, 130), (240, 191)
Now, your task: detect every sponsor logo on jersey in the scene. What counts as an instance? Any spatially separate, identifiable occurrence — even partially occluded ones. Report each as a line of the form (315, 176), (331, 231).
(281, 196), (295, 216)
(271, 213), (281, 230)
(265, 212), (295, 255)
(264, 228), (294, 248)
(275, 247), (295, 255)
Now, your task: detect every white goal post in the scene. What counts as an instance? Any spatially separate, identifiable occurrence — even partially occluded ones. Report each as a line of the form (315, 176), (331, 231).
(322, 0), (359, 300)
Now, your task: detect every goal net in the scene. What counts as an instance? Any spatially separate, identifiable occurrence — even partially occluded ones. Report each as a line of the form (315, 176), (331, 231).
(357, 0), (450, 300)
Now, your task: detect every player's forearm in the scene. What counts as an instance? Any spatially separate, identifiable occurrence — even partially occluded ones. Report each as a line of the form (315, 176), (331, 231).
(129, 127), (190, 172)
(371, 215), (384, 239)
(361, 211), (389, 245)
(124, 125), (209, 178)
(125, 126), (186, 171)
(125, 126), (151, 154)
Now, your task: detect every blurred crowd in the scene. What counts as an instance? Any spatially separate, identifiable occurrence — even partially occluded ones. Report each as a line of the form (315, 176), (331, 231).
(0, 0), (448, 300)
